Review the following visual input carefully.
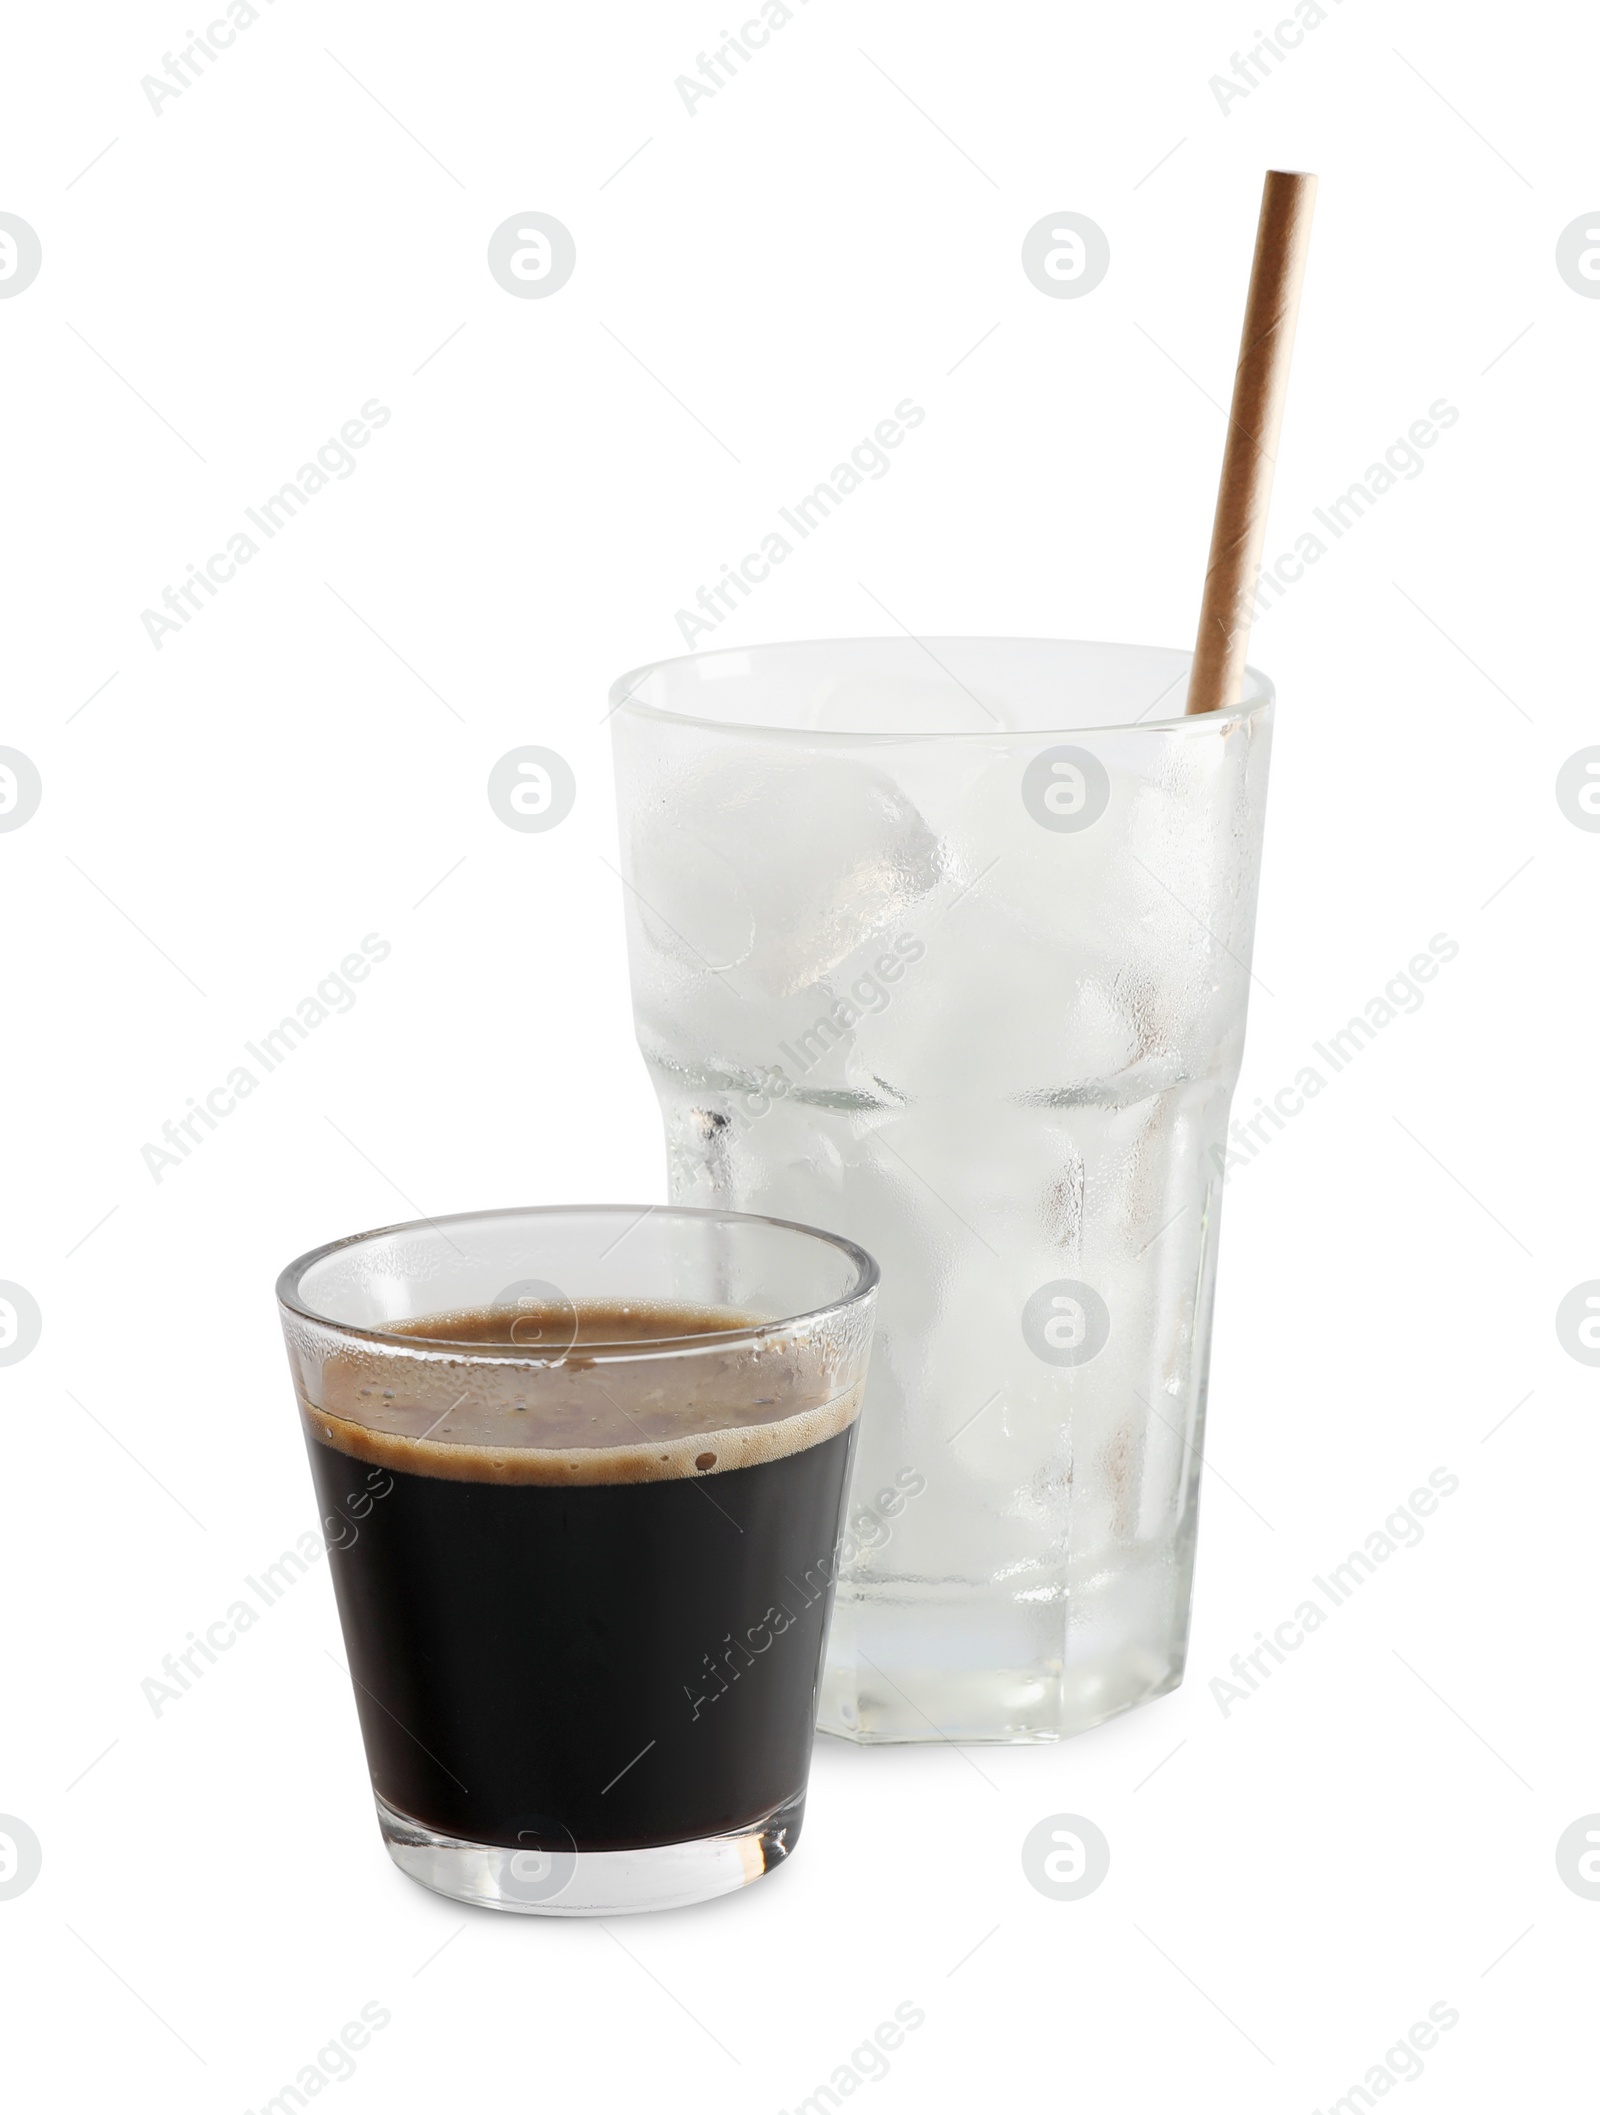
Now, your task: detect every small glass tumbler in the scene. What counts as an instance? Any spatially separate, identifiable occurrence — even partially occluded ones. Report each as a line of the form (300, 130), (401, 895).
(277, 1204), (877, 1914)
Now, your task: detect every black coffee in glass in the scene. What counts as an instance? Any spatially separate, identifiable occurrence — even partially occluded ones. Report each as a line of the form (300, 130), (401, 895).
(277, 1208), (878, 1915)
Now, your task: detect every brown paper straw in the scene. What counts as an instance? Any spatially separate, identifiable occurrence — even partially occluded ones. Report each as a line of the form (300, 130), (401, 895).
(1185, 169), (1317, 715)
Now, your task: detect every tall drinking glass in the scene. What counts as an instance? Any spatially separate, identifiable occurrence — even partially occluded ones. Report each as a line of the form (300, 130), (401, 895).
(610, 639), (1273, 1742)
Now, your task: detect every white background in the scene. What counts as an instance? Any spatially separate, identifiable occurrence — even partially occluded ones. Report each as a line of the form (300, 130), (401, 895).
(3, 0), (1596, 2107)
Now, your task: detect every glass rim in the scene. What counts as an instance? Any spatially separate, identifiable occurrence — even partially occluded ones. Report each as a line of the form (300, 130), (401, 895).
(275, 1202), (880, 1362)
(607, 634), (1274, 743)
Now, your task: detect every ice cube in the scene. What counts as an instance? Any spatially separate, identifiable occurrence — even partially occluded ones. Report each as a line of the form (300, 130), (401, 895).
(628, 748), (945, 997)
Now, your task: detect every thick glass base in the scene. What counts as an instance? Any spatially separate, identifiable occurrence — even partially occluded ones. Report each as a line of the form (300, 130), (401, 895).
(817, 1657), (1181, 1742)
(819, 1569), (1192, 1741)
(818, 1601), (1186, 1743)
(376, 1792), (804, 1916)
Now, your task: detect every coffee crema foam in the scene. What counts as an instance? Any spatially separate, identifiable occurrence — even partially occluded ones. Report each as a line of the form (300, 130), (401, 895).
(301, 1300), (862, 1486)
